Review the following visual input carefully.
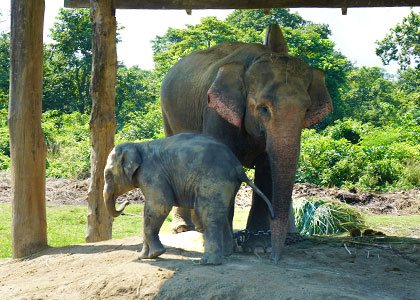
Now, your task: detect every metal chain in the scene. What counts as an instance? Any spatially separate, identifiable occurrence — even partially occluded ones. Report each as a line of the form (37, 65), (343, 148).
(233, 229), (271, 247)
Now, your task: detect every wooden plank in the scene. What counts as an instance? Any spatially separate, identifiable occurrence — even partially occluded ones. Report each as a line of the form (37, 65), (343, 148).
(65, 0), (420, 9)
(85, 0), (117, 243)
(9, 0), (47, 258)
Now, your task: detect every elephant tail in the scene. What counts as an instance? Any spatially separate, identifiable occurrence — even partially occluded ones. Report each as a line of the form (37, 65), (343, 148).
(238, 170), (274, 219)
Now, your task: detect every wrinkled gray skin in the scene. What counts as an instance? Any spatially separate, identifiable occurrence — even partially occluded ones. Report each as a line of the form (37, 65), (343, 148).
(161, 25), (333, 262)
(103, 133), (273, 265)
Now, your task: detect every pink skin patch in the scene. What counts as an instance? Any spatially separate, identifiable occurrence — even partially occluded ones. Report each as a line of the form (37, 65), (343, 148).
(207, 94), (242, 128)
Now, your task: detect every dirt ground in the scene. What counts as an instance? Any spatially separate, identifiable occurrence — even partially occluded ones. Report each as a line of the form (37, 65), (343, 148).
(1, 171), (420, 300)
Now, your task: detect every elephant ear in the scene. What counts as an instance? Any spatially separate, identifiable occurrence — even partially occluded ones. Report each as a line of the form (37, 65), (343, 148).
(207, 62), (246, 128)
(121, 145), (142, 181)
(304, 68), (333, 128)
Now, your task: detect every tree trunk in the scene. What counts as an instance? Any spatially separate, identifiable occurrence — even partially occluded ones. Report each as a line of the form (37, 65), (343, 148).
(9, 0), (47, 258)
(85, 0), (117, 242)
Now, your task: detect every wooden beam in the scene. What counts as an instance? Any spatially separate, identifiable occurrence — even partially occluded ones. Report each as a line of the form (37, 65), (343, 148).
(65, 0), (420, 9)
(9, 0), (47, 258)
(85, 0), (116, 243)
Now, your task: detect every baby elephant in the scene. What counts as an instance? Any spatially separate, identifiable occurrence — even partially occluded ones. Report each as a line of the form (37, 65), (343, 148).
(103, 133), (273, 265)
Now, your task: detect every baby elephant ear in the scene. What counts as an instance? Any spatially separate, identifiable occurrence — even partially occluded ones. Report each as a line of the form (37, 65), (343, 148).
(304, 68), (333, 128)
(207, 62), (246, 128)
(122, 145), (142, 181)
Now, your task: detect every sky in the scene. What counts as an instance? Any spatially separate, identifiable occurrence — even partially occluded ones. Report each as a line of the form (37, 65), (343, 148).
(1, 2), (419, 74)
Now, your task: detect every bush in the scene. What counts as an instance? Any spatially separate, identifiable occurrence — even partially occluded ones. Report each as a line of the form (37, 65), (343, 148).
(116, 102), (163, 143)
(0, 108), (9, 170)
(42, 111), (91, 179)
(293, 197), (366, 235)
(298, 119), (420, 191)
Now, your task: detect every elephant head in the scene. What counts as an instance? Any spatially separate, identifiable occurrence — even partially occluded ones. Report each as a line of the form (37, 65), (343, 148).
(207, 25), (332, 262)
(103, 143), (142, 217)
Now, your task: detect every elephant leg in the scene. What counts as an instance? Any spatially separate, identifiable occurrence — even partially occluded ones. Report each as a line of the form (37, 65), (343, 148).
(195, 201), (225, 265)
(191, 209), (204, 232)
(171, 207), (195, 233)
(243, 154), (297, 252)
(246, 154), (273, 232)
(223, 190), (236, 256)
(246, 154), (296, 233)
(140, 201), (171, 260)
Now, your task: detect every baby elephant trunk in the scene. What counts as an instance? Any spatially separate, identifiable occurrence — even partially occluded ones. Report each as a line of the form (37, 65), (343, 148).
(103, 184), (130, 217)
(239, 171), (274, 219)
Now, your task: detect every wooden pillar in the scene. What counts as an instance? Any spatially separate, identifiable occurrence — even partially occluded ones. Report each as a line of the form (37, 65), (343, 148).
(85, 0), (117, 242)
(9, 0), (47, 258)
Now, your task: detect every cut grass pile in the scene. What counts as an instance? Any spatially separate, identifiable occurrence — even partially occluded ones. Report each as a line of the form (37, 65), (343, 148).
(293, 197), (366, 235)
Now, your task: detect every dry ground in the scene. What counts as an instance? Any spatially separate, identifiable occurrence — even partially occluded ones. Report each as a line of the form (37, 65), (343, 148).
(1, 171), (420, 300)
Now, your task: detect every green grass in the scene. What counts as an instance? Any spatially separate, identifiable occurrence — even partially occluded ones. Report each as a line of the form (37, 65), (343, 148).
(0, 204), (171, 259)
(1, 203), (419, 259)
(0, 204), (11, 258)
(366, 214), (420, 237)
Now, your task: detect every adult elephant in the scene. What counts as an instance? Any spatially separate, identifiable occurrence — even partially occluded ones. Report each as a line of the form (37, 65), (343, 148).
(160, 25), (333, 262)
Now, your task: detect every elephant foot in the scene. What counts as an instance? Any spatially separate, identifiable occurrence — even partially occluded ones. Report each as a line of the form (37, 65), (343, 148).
(171, 224), (191, 234)
(223, 246), (233, 257)
(139, 243), (166, 259)
(234, 230), (306, 253)
(198, 253), (222, 265)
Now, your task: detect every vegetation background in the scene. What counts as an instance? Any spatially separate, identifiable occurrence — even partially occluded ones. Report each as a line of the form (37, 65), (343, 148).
(0, 8), (419, 192)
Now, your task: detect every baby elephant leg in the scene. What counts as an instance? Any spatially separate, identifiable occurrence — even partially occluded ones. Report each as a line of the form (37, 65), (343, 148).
(140, 201), (171, 260)
(195, 202), (227, 265)
(222, 202), (234, 257)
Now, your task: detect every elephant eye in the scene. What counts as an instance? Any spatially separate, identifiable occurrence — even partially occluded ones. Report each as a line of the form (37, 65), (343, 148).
(257, 104), (271, 120)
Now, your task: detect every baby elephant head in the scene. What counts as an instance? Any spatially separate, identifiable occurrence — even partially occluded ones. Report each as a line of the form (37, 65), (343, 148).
(103, 143), (142, 217)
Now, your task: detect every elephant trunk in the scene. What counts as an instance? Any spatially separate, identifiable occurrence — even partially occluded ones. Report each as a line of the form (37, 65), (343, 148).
(104, 184), (129, 218)
(266, 130), (302, 263)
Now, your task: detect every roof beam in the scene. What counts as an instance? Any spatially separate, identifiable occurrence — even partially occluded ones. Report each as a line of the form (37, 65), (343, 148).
(64, 0), (420, 9)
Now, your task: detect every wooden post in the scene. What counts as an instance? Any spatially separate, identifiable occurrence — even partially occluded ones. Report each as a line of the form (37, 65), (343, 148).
(85, 0), (117, 242)
(9, 0), (47, 258)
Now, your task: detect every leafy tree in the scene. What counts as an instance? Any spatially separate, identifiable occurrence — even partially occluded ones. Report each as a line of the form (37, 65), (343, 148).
(376, 10), (420, 70)
(43, 8), (93, 114)
(225, 9), (307, 43)
(376, 10), (420, 125)
(43, 8), (155, 126)
(115, 64), (157, 128)
(153, 16), (240, 77)
(0, 32), (9, 109)
(340, 67), (399, 125)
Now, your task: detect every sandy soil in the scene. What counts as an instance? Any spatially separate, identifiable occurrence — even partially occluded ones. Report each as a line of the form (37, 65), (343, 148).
(1, 233), (420, 300)
(1, 171), (420, 300)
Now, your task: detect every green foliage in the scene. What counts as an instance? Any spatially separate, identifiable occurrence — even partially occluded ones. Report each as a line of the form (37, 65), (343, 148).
(293, 197), (366, 235)
(41, 111), (91, 179)
(152, 16), (241, 77)
(115, 65), (157, 128)
(0, 108), (9, 170)
(116, 101), (163, 142)
(376, 9), (420, 70)
(43, 9), (93, 114)
(298, 119), (420, 191)
(0, 32), (9, 109)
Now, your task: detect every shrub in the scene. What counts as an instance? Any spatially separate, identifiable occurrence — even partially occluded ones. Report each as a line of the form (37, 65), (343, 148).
(298, 119), (420, 191)
(116, 102), (163, 142)
(42, 111), (91, 179)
